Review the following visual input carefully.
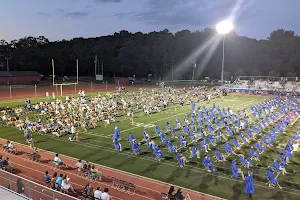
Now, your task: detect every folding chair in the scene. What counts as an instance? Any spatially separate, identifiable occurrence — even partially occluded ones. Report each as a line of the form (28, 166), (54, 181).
(111, 177), (121, 190)
(127, 183), (136, 195)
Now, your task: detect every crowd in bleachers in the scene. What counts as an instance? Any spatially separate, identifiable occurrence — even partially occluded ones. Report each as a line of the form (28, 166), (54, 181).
(230, 76), (300, 92)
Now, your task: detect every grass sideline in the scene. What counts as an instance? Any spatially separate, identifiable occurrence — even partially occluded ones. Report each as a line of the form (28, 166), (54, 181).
(1, 94), (300, 199)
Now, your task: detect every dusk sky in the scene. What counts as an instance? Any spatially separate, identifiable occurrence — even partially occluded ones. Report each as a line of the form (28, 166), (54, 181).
(1, 0), (300, 42)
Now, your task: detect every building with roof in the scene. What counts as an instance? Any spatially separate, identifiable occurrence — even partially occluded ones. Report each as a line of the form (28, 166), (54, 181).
(0, 71), (41, 84)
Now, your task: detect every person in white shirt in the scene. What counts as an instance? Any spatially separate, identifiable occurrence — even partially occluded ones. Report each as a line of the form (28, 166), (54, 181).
(75, 159), (83, 176)
(101, 188), (110, 200)
(94, 187), (102, 200)
(69, 125), (76, 141)
(61, 177), (76, 194)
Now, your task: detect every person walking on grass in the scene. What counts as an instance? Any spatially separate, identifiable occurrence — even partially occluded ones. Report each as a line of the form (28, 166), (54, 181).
(245, 170), (255, 199)
(68, 124), (76, 142)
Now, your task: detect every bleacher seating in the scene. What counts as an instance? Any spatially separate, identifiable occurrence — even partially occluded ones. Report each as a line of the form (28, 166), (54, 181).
(225, 76), (300, 92)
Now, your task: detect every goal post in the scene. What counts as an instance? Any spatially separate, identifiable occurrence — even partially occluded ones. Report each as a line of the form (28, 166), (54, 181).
(51, 59), (79, 96)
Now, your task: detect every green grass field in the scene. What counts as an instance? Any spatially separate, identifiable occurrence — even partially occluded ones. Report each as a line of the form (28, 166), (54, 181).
(1, 93), (300, 200)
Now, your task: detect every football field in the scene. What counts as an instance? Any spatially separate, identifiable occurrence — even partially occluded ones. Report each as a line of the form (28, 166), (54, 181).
(1, 93), (300, 200)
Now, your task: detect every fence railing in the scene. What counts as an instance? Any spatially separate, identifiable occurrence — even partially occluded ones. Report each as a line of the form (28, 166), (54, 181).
(157, 80), (222, 87)
(0, 169), (78, 200)
(236, 76), (298, 82)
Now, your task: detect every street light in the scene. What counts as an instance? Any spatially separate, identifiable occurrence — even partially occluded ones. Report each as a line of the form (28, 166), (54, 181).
(216, 20), (234, 85)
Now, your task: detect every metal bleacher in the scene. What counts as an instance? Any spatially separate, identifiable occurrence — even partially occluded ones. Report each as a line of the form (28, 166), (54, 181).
(221, 76), (300, 93)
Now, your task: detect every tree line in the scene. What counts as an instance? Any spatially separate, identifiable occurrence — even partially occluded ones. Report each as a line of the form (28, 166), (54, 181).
(0, 28), (299, 80)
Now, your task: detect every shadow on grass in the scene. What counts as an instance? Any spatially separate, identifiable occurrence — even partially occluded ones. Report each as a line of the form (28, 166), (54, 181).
(115, 157), (137, 168)
(141, 162), (160, 173)
(166, 168), (181, 182)
(231, 180), (243, 200)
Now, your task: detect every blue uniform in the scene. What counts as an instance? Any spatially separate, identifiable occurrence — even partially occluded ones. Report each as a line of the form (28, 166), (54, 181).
(245, 173), (255, 195)
(113, 127), (120, 140)
(132, 143), (140, 154)
(267, 169), (278, 185)
(231, 162), (238, 179)
(250, 147), (258, 158)
(215, 149), (223, 161)
(114, 140), (121, 151)
(128, 133), (135, 144)
(225, 142), (232, 155)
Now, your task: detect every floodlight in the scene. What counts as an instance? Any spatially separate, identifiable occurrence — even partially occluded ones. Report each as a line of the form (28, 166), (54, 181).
(216, 20), (234, 34)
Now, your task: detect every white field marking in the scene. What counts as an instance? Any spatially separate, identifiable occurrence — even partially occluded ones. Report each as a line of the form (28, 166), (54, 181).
(119, 98), (236, 132)
(77, 98), (261, 144)
(47, 137), (300, 196)
(132, 122), (155, 128)
(83, 131), (113, 139)
(6, 139), (300, 199)
(120, 111), (190, 133)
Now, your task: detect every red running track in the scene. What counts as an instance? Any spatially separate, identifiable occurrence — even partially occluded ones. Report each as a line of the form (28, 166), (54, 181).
(0, 139), (222, 200)
(0, 83), (147, 101)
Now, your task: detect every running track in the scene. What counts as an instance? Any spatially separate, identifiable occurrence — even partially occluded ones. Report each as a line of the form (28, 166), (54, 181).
(0, 139), (223, 200)
(0, 83), (146, 101)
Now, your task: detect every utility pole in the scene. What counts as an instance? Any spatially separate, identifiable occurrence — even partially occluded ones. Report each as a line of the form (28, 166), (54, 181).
(5, 54), (11, 71)
(101, 60), (104, 76)
(94, 55), (98, 76)
(172, 59), (174, 81)
(192, 59), (196, 80)
(5, 58), (9, 71)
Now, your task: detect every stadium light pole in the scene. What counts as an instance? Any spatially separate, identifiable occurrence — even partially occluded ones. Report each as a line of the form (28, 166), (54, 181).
(216, 20), (234, 85)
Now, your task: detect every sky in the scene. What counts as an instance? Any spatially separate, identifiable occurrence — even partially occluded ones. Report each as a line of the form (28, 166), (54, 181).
(1, 0), (300, 42)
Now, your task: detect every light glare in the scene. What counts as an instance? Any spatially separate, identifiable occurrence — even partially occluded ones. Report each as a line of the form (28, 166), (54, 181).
(216, 20), (234, 34)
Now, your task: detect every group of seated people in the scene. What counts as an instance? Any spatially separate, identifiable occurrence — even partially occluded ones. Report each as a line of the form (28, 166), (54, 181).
(44, 171), (76, 194)
(2, 140), (18, 154)
(82, 184), (110, 200)
(75, 159), (102, 181)
(44, 165), (107, 199)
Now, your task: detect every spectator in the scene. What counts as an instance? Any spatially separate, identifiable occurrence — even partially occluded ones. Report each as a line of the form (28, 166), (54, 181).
(94, 186), (102, 200)
(7, 142), (18, 154)
(55, 174), (63, 190)
(164, 186), (176, 199)
(44, 171), (51, 185)
(51, 172), (57, 189)
(175, 188), (185, 200)
(54, 153), (68, 169)
(101, 188), (110, 200)
(83, 183), (93, 199)
(3, 157), (13, 172)
(3, 140), (10, 149)
(16, 178), (25, 196)
(61, 176), (76, 194)
(75, 159), (84, 176)
(90, 165), (102, 181)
